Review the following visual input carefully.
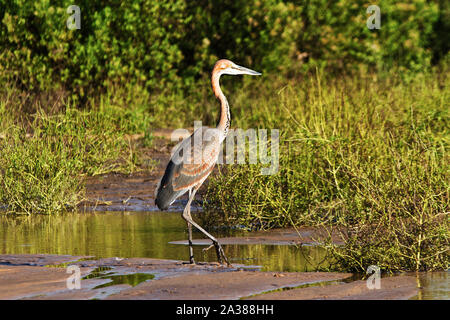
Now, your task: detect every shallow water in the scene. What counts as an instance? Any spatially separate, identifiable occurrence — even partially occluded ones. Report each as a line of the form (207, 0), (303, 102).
(413, 271), (449, 300)
(82, 266), (155, 289)
(0, 211), (447, 299)
(0, 211), (327, 272)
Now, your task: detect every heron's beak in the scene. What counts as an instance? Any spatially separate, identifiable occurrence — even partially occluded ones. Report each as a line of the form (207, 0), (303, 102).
(234, 65), (262, 76)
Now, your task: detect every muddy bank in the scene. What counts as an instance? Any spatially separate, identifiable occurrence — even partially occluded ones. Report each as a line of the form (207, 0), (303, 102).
(247, 275), (419, 300)
(107, 269), (350, 300)
(0, 254), (420, 300)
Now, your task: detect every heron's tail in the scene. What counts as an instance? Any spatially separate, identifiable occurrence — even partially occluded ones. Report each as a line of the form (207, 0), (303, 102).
(155, 179), (176, 210)
(155, 160), (183, 210)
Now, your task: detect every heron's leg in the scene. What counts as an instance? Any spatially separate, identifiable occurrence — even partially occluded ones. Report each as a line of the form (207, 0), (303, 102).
(182, 187), (231, 266)
(186, 189), (195, 264)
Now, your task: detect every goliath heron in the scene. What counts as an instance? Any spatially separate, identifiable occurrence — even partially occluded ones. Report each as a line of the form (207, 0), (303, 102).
(155, 59), (261, 265)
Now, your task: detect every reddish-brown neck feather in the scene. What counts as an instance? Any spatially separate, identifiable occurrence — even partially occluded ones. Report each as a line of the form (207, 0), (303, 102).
(211, 69), (230, 135)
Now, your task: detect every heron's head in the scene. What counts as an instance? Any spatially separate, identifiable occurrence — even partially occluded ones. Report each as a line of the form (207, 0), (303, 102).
(213, 59), (261, 77)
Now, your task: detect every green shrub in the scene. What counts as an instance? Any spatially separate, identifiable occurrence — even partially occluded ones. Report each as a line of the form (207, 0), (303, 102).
(0, 0), (188, 95)
(0, 0), (446, 98)
(0, 90), (153, 214)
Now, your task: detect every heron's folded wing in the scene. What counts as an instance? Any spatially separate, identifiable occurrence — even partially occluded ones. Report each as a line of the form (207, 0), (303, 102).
(170, 130), (220, 192)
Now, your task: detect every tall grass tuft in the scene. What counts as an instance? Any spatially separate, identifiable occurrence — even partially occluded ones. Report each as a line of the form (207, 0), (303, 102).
(202, 67), (449, 272)
(0, 86), (153, 214)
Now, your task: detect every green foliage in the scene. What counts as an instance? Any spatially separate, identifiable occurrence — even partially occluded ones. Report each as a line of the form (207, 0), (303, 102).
(0, 0), (187, 95)
(0, 0), (447, 97)
(0, 125), (83, 214)
(425, 0), (450, 65)
(0, 89), (153, 214)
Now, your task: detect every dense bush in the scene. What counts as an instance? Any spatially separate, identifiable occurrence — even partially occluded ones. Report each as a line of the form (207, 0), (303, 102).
(0, 0), (188, 95)
(0, 0), (447, 97)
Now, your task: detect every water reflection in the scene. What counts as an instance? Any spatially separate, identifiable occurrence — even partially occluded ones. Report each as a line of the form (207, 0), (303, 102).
(82, 267), (155, 289)
(413, 272), (449, 300)
(0, 211), (328, 272)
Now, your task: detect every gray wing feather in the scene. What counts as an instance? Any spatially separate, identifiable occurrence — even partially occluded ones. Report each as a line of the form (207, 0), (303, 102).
(155, 127), (221, 210)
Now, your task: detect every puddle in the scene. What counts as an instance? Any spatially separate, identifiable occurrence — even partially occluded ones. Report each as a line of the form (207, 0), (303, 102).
(82, 266), (114, 279)
(91, 273), (155, 289)
(82, 266), (155, 289)
(412, 271), (449, 300)
(0, 211), (328, 271)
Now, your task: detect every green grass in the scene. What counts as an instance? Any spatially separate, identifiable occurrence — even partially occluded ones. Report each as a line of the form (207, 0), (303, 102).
(202, 67), (449, 272)
(0, 86), (154, 214)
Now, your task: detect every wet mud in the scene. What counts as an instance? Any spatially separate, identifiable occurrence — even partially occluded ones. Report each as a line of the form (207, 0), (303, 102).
(0, 254), (422, 300)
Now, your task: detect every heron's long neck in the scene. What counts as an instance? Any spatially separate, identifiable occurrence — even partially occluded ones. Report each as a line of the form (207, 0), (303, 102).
(212, 72), (230, 138)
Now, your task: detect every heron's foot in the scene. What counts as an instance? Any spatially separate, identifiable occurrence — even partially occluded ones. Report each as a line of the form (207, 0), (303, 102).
(212, 240), (231, 267)
(202, 241), (230, 266)
(182, 258), (196, 265)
